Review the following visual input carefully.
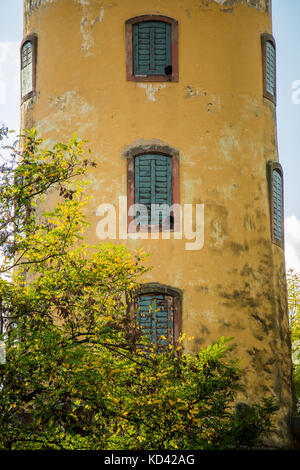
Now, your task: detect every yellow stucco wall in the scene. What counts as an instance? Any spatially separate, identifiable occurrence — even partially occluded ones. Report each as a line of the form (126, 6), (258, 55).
(21, 0), (294, 447)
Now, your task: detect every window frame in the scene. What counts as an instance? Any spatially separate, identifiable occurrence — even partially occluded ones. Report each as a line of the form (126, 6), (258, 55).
(20, 33), (37, 103)
(267, 161), (284, 248)
(261, 33), (276, 105)
(130, 283), (182, 351)
(126, 146), (180, 233)
(125, 15), (178, 82)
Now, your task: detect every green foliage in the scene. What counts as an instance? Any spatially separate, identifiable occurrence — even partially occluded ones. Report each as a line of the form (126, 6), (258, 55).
(0, 129), (277, 449)
(0, 128), (95, 273)
(287, 269), (300, 413)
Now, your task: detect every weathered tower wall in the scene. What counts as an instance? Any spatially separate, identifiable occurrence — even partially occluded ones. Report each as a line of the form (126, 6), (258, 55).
(21, 0), (294, 447)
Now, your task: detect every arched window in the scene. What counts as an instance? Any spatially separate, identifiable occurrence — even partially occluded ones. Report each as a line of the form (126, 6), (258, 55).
(125, 15), (178, 82)
(267, 161), (284, 247)
(125, 145), (180, 233)
(133, 284), (182, 351)
(20, 34), (37, 101)
(261, 34), (276, 104)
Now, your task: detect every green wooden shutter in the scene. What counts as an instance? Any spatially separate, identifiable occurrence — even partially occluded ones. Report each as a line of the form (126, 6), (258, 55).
(134, 155), (152, 227)
(135, 154), (172, 227)
(136, 294), (174, 350)
(266, 41), (276, 96)
(273, 169), (283, 240)
(133, 21), (171, 76)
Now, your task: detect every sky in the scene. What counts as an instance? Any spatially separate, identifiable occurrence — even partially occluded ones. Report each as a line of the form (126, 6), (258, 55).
(0, 0), (299, 271)
(272, 0), (300, 272)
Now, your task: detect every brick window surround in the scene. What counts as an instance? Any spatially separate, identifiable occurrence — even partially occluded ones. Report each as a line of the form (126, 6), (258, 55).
(125, 15), (178, 82)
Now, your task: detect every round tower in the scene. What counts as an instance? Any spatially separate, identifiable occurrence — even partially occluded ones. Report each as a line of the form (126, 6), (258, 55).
(21, 0), (294, 447)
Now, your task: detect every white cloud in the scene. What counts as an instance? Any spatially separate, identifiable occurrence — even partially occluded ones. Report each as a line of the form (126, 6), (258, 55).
(0, 42), (19, 66)
(284, 215), (300, 273)
(0, 42), (19, 106)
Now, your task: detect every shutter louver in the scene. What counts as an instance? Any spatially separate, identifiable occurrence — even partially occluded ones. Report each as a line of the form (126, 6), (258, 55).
(133, 21), (171, 76)
(266, 41), (276, 96)
(136, 294), (174, 350)
(135, 154), (172, 228)
(273, 169), (283, 241)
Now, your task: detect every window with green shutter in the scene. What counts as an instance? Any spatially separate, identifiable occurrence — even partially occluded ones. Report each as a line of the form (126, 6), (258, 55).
(261, 34), (276, 104)
(267, 161), (283, 248)
(21, 41), (33, 98)
(126, 16), (178, 82)
(134, 153), (172, 229)
(133, 21), (171, 76)
(136, 293), (174, 351)
(126, 144), (180, 234)
(265, 41), (276, 96)
(20, 34), (37, 102)
(272, 169), (283, 241)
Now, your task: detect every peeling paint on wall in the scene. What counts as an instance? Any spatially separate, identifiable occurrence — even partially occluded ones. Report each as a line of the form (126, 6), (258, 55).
(239, 94), (261, 119)
(37, 90), (98, 136)
(184, 86), (205, 99)
(77, 1), (106, 55)
(23, 0), (55, 27)
(184, 87), (221, 114)
(219, 135), (238, 161)
(24, 0), (55, 14)
(99, 6), (105, 22)
(207, 94), (221, 113)
(24, 0), (270, 15)
(212, 0), (270, 11)
(137, 83), (167, 102)
(80, 16), (95, 54)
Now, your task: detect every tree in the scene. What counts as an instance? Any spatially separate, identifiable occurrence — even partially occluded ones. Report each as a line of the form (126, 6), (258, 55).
(287, 269), (300, 413)
(0, 128), (277, 450)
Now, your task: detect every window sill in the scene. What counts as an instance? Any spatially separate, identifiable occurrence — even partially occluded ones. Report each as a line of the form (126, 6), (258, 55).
(21, 91), (35, 104)
(127, 74), (178, 82)
(127, 228), (181, 235)
(263, 92), (276, 106)
(271, 237), (284, 249)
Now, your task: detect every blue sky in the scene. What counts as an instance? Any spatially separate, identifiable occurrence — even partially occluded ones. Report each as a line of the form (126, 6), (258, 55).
(0, 0), (299, 270)
(273, 0), (300, 220)
(272, 0), (300, 271)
